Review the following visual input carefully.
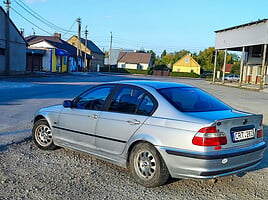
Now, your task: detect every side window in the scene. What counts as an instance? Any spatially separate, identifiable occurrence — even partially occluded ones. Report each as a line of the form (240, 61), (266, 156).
(136, 95), (155, 116)
(109, 87), (144, 114)
(75, 86), (114, 110)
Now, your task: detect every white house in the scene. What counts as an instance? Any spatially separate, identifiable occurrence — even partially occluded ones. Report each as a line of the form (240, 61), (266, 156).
(117, 52), (152, 70)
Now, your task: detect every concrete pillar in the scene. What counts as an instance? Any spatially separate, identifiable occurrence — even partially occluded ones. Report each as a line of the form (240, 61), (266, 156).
(212, 50), (218, 83)
(239, 46), (245, 87)
(259, 44), (267, 90)
(222, 49), (227, 84)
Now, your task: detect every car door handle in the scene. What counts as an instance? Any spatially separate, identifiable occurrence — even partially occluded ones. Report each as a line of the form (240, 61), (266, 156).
(127, 119), (141, 125)
(89, 114), (98, 119)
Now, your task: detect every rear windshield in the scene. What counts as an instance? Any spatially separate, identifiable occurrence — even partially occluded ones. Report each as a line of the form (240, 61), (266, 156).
(158, 87), (231, 112)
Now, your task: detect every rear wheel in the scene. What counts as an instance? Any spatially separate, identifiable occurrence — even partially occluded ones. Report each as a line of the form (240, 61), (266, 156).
(129, 143), (169, 187)
(32, 119), (58, 150)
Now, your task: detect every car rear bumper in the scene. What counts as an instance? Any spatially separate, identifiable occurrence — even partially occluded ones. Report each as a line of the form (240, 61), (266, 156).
(157, 141), (266, 179)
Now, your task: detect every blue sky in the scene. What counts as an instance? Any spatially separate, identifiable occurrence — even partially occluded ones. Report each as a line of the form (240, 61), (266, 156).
(2, 0), (268, 55)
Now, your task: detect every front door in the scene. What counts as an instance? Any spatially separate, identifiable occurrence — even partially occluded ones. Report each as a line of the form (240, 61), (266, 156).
(57, 85), (115, 150)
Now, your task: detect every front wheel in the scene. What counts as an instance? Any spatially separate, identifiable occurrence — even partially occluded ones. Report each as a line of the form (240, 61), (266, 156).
(32, 119), (58, 150)
(129, 143), (170, 187)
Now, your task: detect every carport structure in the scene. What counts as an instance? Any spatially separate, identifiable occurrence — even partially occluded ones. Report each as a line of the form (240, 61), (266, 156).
(213, 19), (268, 90)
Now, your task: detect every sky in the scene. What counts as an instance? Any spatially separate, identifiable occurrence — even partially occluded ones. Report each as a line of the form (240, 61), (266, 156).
(2, 0), (268, 55)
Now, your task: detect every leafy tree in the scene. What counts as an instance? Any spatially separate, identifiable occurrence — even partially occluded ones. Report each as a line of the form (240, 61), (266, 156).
(161, 50), (167, 59)
(147, 50), (156, 65)
(230, 62), (240, 74)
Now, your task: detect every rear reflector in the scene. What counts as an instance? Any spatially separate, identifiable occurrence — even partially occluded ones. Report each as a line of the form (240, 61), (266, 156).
(192, 126), (227, 146)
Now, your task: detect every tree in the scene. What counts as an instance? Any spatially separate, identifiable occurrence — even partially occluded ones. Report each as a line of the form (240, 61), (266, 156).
(161, 50), (167, 59)
(147, 50), (156, 65)
(230, 62), (240, 74)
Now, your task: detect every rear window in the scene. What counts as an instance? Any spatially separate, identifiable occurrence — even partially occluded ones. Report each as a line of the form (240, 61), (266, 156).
(158, 87), (231, 112)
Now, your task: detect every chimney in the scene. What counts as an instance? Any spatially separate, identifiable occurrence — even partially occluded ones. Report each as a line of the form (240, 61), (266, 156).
(54, 32), (61, 39)
(20, 28), (24, 37)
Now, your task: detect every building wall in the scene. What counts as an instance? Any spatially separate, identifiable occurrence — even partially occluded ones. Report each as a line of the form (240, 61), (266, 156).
(42, 49), (51, 72)
(91, 52), (104, 68)
(173, 65), (200, 74)
(215, 21), (268, 49)
(0, 8), (26, 75)
(172, 55), (200, 75)
(118, 62), (149, 70)
(68, 36), (104, 69)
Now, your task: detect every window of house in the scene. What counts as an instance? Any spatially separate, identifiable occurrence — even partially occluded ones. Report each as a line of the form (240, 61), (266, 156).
(121, 64), (126, 68)
(185, 57), (190, 63)
(137, 64), (143, 70)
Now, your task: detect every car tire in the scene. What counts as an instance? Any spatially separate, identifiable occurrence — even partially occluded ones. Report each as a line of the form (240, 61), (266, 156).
(129, 142), (170, 187)
(32, 119), (58, 150)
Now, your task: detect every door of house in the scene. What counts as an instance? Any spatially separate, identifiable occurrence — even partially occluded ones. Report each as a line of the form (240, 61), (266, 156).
(27, 54), (42, 71)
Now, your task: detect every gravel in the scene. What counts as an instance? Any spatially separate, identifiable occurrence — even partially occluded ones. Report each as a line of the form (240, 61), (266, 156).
(1, 134), (267, 200)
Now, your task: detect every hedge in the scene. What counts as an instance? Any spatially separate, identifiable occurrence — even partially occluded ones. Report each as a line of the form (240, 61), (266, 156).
(170, 72), (200, 78)
(100, 67), (149, 75)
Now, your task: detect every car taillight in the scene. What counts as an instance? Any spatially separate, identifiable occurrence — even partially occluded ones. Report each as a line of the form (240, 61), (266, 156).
(257, 120), (264, 138)
(192, 126), (227, 146)
(257, 130), (263, 138)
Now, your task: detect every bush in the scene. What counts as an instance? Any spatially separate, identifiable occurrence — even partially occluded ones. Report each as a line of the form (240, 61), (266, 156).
(170, 72), (200, 78)
(100, 67), (148, 74)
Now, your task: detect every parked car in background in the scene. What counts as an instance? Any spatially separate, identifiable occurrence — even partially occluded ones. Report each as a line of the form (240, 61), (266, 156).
(200, 70), (213, 78)
(224, 74), (240, 82)
(32, 81), (266, 187)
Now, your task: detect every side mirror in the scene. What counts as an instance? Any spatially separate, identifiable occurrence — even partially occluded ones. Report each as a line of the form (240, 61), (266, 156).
(63, 100), (73, 108)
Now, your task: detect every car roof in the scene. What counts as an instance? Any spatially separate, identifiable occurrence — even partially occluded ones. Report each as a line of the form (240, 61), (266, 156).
(111, 80), (194, 89)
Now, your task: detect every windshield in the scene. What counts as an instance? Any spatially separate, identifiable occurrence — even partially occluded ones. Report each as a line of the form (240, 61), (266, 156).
(158, 87), (231, 112)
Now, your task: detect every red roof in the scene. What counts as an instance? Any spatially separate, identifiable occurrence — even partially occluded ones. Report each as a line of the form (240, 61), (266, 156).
(225, 64), (233, 72)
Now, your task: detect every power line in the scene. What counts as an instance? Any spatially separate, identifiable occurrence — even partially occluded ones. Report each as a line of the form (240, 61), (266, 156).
(13, 0), (76, 34)
(11, 7), (52, 35)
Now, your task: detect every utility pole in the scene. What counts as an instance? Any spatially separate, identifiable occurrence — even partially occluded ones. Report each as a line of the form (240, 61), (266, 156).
(77, 18), (81, 71)
(4, 0), (11, 75)
(84, 26), (88, 71)
(109, 32), (113, 72)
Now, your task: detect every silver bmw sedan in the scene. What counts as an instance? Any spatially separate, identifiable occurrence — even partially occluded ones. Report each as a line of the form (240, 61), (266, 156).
(32, 81), (266, 187)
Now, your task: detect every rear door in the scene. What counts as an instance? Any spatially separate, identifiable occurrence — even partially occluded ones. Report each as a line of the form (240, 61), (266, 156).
(95, 85), (157, 155)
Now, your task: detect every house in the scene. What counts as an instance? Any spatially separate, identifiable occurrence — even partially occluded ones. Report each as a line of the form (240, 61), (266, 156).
(25, 33), (79, 72)
(67, 35), (104, 71)
(117, 52), (152, 70)
(0, 6), (27, 75)
(104, 49), (134, 67)
(225, 64), (233, 73)
(172, 54), (201, 75)
(214, 19), (268, 88)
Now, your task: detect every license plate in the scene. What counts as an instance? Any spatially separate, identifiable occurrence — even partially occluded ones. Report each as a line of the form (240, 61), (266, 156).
(231, 129), (255, 142)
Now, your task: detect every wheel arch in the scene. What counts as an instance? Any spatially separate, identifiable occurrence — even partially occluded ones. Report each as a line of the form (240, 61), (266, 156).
(125, 134), (163, 166)
(33, 114), (53, 129)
